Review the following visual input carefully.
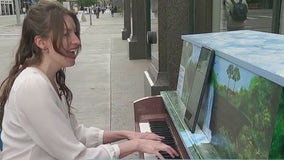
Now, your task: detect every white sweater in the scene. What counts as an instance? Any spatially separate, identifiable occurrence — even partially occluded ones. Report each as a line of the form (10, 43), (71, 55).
(1, 67), (119, 160)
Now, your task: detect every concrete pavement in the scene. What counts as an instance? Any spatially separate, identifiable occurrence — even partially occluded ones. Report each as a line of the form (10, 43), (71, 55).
(0, 12), (150, 158)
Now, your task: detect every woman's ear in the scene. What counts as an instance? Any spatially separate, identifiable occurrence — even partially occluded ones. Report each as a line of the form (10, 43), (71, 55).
(34, 35), (48, 50)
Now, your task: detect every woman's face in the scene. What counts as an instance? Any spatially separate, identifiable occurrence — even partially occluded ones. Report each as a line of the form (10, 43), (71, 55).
(46, 15), (81, 69)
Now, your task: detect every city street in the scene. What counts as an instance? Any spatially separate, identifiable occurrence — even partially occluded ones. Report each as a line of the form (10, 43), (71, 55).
(0, 6), (276, 159)
(246, 9), (273, 32)
(0, 12), (150, 158)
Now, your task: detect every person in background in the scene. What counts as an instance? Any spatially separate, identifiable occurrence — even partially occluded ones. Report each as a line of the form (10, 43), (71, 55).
(94, 5), (101, 19)
(101, 6), (106, 14)
(114, 6), (118, 13)
(110, 6), (115, 17)
(223, 0), (248, 31)
(0, 1), (179, 159)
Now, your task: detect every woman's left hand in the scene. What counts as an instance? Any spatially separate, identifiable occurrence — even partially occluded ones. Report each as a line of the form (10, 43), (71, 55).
(127, 131), (164, 141)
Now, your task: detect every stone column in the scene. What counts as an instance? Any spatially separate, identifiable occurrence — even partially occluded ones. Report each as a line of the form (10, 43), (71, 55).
(144, 0), (193, 96)
(128, 0), (151, 60)
(272, 0), (282, 33)
(121, 0), (130, 40)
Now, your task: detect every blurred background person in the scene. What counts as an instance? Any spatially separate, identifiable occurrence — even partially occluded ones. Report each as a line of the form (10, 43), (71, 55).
(223, 0), (248, 31)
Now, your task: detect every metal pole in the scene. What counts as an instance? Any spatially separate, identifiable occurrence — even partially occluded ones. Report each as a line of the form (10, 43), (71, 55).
(89, 7), (92, 25)
(15, 0), (21, 25)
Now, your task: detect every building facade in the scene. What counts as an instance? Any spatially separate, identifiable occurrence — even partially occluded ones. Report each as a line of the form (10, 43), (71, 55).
(0, 0), (14, 15)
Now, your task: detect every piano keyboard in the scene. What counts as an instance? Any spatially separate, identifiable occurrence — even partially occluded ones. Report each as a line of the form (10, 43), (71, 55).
(139, 121), (181, 159)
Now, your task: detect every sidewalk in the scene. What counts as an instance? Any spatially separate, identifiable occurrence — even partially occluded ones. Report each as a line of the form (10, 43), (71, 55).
(0, 12), (150, 158)
(73, 12), (150, 132)
(73, 13), (151, 158)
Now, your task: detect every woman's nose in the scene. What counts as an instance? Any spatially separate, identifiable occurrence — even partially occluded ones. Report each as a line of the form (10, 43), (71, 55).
(71, 33), (81, 45)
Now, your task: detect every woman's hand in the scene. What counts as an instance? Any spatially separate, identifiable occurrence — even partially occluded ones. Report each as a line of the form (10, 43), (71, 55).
(136, 139), (179, 160)
(103, 131), (164, 144)
(118, 135), (179, 159)
(127, 131), (164, 141)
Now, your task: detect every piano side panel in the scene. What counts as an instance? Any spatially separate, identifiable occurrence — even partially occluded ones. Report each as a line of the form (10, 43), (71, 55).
(134, 95), (166, 116)
(134, 95), (167, 128)
(182, 31), (284, 159)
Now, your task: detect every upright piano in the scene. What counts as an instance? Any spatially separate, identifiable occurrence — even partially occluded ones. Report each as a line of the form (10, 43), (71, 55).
(134, 30), (284, 159)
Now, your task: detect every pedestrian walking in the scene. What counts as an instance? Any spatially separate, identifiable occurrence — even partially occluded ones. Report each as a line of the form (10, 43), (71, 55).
(110, 6), (115, 17)
(94, 5), (101, 19)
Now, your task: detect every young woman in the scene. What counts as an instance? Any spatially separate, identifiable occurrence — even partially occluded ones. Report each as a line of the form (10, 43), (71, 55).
(0, 1), (179, 159)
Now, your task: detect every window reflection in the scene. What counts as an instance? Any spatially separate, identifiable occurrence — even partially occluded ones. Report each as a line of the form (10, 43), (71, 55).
(222, 0), (273, 33)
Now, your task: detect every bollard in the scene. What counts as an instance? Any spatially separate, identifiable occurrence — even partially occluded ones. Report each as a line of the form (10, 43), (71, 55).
(89, 7), (92, 26)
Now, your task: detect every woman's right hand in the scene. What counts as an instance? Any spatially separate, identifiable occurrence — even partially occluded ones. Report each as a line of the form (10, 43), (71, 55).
(136, 139), (179, 160)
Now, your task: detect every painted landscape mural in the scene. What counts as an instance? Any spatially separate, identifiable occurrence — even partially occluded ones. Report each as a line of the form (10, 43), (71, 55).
(269, 91), (284, 158)
(208, 56), (282, 159)
(176, 41), (284, 159)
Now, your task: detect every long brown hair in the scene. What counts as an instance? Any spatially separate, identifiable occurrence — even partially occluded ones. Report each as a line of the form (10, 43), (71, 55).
(0, 0), (81, 128)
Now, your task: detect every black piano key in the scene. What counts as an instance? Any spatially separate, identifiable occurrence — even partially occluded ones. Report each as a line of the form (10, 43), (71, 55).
(149, 121), (182, 159)
(151, 129), (170, 133)
(160, 151), (171, 158)
(150, 121), (168, 127)
(149, 121), (172, 139)
(162, 137), (175, 141)
(162, 139), (174, 144)
(151, 121), (167, 125)
(158, 151), (181, 159)
(151, 126), (169, 129)
(154, 132), (172, 136)
(150, 126), (169, 129)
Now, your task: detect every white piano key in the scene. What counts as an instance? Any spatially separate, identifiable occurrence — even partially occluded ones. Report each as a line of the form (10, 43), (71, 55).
(139, 122), (158, 159)
(144, 153), (158, 160)
(139, 122), (151, 133)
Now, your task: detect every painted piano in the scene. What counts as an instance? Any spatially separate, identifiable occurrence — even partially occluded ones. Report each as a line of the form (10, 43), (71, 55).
(134, 30), (284, 159)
